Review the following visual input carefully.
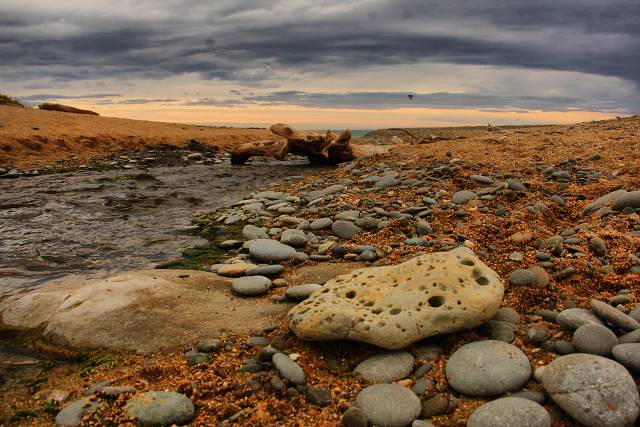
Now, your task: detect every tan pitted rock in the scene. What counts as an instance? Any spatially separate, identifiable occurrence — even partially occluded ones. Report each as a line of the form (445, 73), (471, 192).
(288, 247), (504, 349)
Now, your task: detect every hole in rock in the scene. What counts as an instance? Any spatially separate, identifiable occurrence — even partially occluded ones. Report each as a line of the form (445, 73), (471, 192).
(428, 296), (445, 307)
(390, 308), (401, 315)
(461, 259), (475, 266)
(345, 290), (356, 299)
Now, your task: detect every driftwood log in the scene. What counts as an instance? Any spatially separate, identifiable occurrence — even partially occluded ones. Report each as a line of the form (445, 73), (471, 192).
(231, 123), (356, 165)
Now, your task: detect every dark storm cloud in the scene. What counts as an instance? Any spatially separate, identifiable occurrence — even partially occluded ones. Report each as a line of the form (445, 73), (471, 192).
(1, 0), (638, 111)
(187, 90), (619, 112)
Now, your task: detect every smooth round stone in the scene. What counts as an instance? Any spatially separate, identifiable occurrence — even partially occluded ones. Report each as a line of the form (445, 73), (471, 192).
(446, 340), (531, 397)
(216, 262), (253, 277)
(619, 329), (640, 344)
(331, 220), (362, 239)
(125, 391), (195, 426)
(231, 275), (272, 296)
(467, 397), (550, 427)
(186, 352), (211, 366)
(590, 300), (640, 331)
(247, 239), (296, 263)
(341, 407), (368, 427)
(243, 224), (269, 240)
(612, 343), (640, 371)
(541, 354), (640, 427)
(491, 307), (520, 324)
(451, 190), (477, 204)
(420, 394), (448, 418)
(196, 338), (222, 353)
(285, 284), (322, 301)
(508, 390), (546, 404)
(244, 264), (284, 277)
(612, 191), (640, 211)
(404, 237), (429, 246)
(310, 217), (333, 230)
(629, 306), (640, 323)
(573, 323), (618, 356)
(528, 266), (549, 288)
(355, 384), (421, 427)
(557, 308), (604, 331)
(272, 353), (305, 384)
(470, 174), (494, 184)
(554, 340), (576, 355)
(508, 269), (536, 286)
(354, 351), (415, 383)
(280, 229), (308, 247)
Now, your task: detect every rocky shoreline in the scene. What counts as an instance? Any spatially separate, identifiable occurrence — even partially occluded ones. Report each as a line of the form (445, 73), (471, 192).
(1, 116), (639, 426)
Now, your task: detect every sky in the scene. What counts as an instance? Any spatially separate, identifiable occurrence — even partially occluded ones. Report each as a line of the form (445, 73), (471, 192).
(1, 0), (639, 129)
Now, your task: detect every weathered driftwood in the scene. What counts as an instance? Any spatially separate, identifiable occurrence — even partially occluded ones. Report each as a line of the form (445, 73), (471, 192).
(231, 123), (356, 165)
(39, 103), (100, 116)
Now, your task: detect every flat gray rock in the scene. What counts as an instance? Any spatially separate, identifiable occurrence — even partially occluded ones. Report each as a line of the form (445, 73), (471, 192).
(126, 391), (195, 426)
(619, 329), (640, 344)
(446, 340), (531, 397)
(582, 189), (627, 215)
(244, 264), (284, 277)
(355, 384), (421, 427)
(231, 275), (272, 296)
(247, 239), (297, 263)
(612, 343), (640, 371)
(354, 351), (415, 383)
(573, 323), (617, 356)
(590, 299), (640, 331)
(243, 224), (269, 240)
(470, 175), (494, 184)
(310, 217), (333, 230)
(285, 284), (323, 301)
(508, 269), (536, 286)
(541, 353), (640, 427)
(280, 229), (308, 247)
(451, 190), (477, 204)
(467, 397), (550, 427)
(332, 220), (362, 239)
(272, 353), (305, 384)
(55, 399), (99, 426)
(557, 308), (604, 331)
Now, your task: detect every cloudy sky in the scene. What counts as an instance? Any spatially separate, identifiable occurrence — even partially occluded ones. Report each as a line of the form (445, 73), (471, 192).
(1, 0), (638, 128)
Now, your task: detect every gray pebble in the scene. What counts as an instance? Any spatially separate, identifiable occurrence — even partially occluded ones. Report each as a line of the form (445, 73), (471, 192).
(125, 391), (195, 427)
(557, 308), (604, 331)
(612, 343), (640, 371)
(590, 299), (640, 331)
(355, 384), (421, 427)
(354, 351), (415, 383)
(509, 269), (536, 286)
(231, 275), (272, 296)
(467, 397), (550, 427)
(272, 353), (305, 384)
(341, 407), (368, 427)
(196, 338), (222, 353)
(573, 323), (618, 356)
(285, 284), (322, 301)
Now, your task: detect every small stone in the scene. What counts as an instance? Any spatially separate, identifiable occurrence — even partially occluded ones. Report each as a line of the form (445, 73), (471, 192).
(528, 266), (549, 288)
(243, 224), (269, 240)
(341, 407), (368, 427)
(354, 351), (415, 383)
(527, 327), (550, 344)
(186, 352), (211, 366)
(280, 229), (308, 247)
(541, 354), (640, 427)
(554, 340), (576, 355)
(246, 336), (269, 347)
(247, 239), (297, 263)
(231, 275), (272, 296)
(272, 353), (305, 384)
(270, 376), (286, 393)
(421, 395), (449, 418)
(557, 308), (604, 331)
(470, 174), (494, 184)
(310, 218), (333, 230)
(125, 391), (195, 427)
(55, 399), (98, 426)
(553, 267), (576, 281)
(355, 384), (421, 427)
(445, 340), (531, 397)
(416, 220), (433, 235)
(590, 299), (640, 331)
(217, 262), (254, 277)
(285, 284), (322, 301)
(508, 252), (524, 262)
(509, 269), (536, 286)
(589, 237), (608, 257)
(573, 323), (618, 356)
(332, 220), (362, 239)
(619, 329), (640, 344)
(451, 190), (477, 204)
(612, 191), (640, 211)
(304, 387), (331, 406)
(506, 179), (528, 192)
(467, 397), (550, 427)
(244, 264), (284, 277)
(491, 307), (520, 324)
(612, 343), (640, 371)
(411, 378), (433, 395)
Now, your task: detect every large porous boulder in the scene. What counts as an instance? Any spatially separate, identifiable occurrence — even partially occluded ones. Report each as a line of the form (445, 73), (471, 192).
(541, 354), (640, 427)
(288, 247), (504, 349)
(0, 270), (287, 353)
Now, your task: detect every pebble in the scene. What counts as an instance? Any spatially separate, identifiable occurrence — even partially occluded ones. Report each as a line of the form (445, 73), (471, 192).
(553, 266), (576, 280)
(186, 352), (212, 366)
(451, 190), (477, 204)
(612, 191), (640, 211)
(467, 397), (550, 427)
(280, 229), (308, 247)
(421, 394), (449, 418)
(618, 329), (640, 344)
(527, 327), (550, 344)
(247, 239), (297, 262)
(125, 391), (195, 426)
(508, 269), (536, 286)
(341, 407), (368, 427)
(612, 343), (640, 371)
(589, 237), (608, 257)
(355, 384), (421, 427)
(528, 265), (549, 288)
(55, 399), (99, 426)
(353, 351), (415, 383)
(243, 224), (269, 240)
(285, 284), (322, 301)
(470, 174), (494, 184)
(554, 340), (576, 355)
(304, 387), (331, 406)
(590, 299), (640, 331)
(572, 323), (618, 356)
(445, 340), (531, 397)
(196, 338), (222, 353)
(231, 275), (272, 296)
(244, 264), (284, 277)
(246, 336), (269, 347)
(557, 308), (604, 331)
(506, 179), (528, 192)
(541, 354), (640, 427)
(491, 307), (520, 324)
(272, 353), (306, 384)
(331, 220), (362, 239)
(310, 217), (333, 230)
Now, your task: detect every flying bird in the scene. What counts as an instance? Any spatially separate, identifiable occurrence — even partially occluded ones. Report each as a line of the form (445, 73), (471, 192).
(408, 94), (415, 101)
